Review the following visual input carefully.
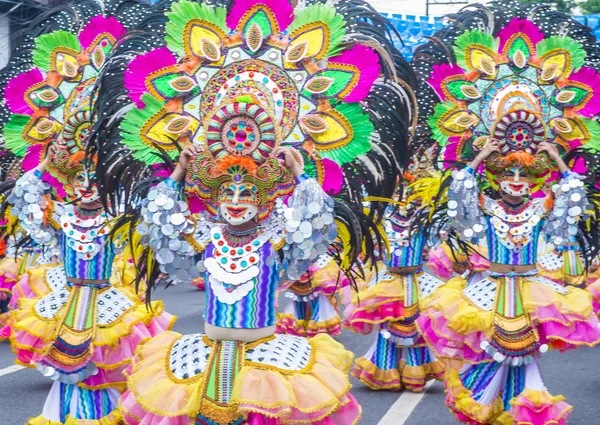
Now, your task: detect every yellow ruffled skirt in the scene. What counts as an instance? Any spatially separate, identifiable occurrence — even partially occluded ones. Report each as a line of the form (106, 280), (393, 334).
(120, 331), (362, 425)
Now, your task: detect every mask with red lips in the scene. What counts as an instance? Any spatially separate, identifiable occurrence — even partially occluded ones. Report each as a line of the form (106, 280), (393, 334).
(72, 169), (100, 204)
(218, 182), (259, 225)
(499, 166), (531, 197)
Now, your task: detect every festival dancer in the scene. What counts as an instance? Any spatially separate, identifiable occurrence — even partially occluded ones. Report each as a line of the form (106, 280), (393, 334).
(87, 0), (417, 422)
(0, 1), (176, 423)
(276, 253), (346, 337)
(413, 2), (600, 422)
(7, 145), (175, 425)
(343, 167), (446, 392)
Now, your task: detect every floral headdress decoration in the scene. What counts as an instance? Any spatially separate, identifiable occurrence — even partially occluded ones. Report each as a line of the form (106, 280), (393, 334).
(46, 150), (97, 200)
(423, 15), (600, 190)
(108, 0), (417, 219)
(2, 15), (126, 168)
(185, 153), (294, 220)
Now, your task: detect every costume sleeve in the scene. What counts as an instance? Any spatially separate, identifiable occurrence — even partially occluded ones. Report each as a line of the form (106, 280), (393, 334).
(446, 167), (487, 243)
(280, 177), (337, 281)
(136, 178), (206, 284)
(544, 171), (589, 245)
(8, 170), (61, 249)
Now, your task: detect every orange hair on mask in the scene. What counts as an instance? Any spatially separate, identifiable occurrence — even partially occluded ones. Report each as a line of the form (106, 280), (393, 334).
(502, 151), (534, 168)
(215, 155), (258, 174)
(70, 150), (86, 165)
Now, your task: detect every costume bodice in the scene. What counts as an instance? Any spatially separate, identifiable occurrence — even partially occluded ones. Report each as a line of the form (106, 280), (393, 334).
(203, 227), (281, 329)
(482, 198), (548, 266)
(59, 206), (115, 281)
(385, 210), (425, 268)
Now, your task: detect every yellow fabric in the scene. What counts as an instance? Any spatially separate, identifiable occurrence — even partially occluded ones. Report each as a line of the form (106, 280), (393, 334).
(124, 331), (354, 420)
(26, 409), (122, 425)
(0, 256), (21, 280)
(445, 366), (505, 424)
(523, 280), (594, 321)
(420, 276), (493, 336)
(421, 274), (596, 338)
(9, 278), (174, 371)
(276, 313), (341, 336)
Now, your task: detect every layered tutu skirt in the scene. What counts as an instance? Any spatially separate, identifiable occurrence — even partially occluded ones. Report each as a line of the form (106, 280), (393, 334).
(0, 255), (21, 302)
(537, 249), (586, 288)
(417, 272), (600, 424)
(120, 331), (361, 425)
(7, 265), (175, 424)
(277, 256), (344, 337)
(343, 268), (445, 391)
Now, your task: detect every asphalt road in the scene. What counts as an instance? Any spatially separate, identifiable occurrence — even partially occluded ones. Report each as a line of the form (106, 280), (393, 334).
(1, 283), (600, 425)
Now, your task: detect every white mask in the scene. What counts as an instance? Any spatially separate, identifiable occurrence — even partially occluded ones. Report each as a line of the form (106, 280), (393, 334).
(499, 167), (530, 197)
(73, 170), (100, 204)
(218, 182), (259, 226)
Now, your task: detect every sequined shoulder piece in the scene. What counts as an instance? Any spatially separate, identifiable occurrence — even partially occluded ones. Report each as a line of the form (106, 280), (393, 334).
(35, 286), (69, 319)
(97, 288), (135, 326)
(418, 272), (444, 299)
(246, 334), (312, 372)
(169, 333), (212, 380)
(462, 277), (497, 311)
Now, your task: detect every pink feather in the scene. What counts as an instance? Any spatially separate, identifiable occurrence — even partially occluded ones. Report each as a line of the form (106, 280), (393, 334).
(79, 16), (126, 50)
(426, 246), (454, 279)
(566, 67), (600, 118)
(124, 47), (177, 108)
(23, 145), (66, 197)
(226, 0), (294, 33)
(497, 18), (544, 55)
(328, 45), (380, 102)
(4, 69), (45, 115)
(427, 64), (465, 101)
(441, 137), (461, 167)
(321, 158), (343, 195)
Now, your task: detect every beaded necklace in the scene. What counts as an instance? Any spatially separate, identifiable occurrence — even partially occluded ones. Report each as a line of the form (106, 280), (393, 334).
(60, 205), (109, 260)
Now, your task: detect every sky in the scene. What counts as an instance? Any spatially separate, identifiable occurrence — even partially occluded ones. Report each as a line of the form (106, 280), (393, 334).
(370, 0), (488, 16)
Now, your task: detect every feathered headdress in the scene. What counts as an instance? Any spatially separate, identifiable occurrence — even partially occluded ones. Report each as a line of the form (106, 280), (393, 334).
(417, 7), (600, 184)
(89, 0), (418, 284)
(0, 0), (154, 195)
(411, 0), (600, 259)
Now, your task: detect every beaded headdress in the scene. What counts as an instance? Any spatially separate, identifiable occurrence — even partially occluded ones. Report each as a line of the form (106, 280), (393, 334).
(0, 0), (154, 195)
(92, 0), (417, 224)
(412, 0), (600, 190)
(46, 150), (96, 200)
(185, 153), (295, 219)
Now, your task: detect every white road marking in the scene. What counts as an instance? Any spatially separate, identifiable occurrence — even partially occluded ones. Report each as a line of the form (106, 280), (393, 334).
(376, 380), (435, 425)
(0, 364), (24, 377)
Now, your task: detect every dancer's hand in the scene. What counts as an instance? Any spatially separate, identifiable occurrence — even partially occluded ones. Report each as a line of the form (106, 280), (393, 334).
(37, 145), (58, 173)
(171, 144), (203, 182)
(272, 146), (304, 177)
(537, 142), (559, 161)
(537, 142), (568, 174)
(467, 139), (500, 171)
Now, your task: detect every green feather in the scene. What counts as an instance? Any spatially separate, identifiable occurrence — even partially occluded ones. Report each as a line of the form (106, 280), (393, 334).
(580, 117), (600, 152)
(287, 3), (347, 58)
(536, 36), (586, 72)
(428, 102), (457, 147)
(120, 94), (179, 165)
(3, 115), (30, 157)
(32, 31), (81, 71)
(165, 0), (228, 56)
(453, 30), (497, 71)
(317, 103), (373, 165)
